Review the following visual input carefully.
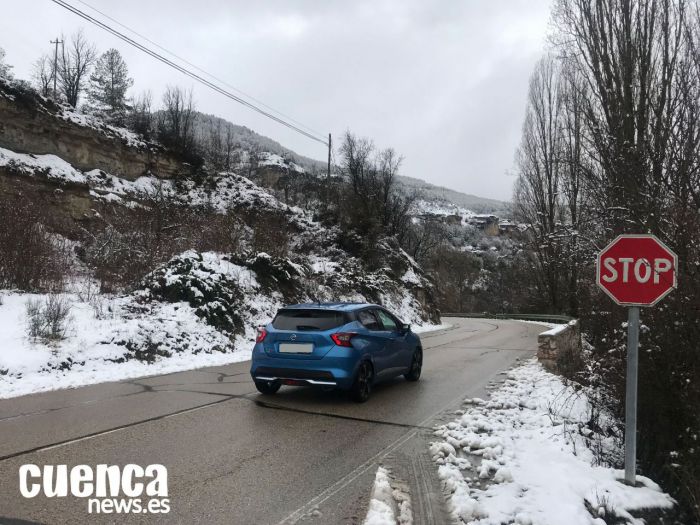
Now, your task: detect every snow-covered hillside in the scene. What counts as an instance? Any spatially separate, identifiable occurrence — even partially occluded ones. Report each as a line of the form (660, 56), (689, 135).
(0, 141), (442, 398)
(399, 175), (510, 216)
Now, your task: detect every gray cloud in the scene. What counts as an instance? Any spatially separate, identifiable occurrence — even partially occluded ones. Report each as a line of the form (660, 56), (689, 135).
(0, 0), (551, 200)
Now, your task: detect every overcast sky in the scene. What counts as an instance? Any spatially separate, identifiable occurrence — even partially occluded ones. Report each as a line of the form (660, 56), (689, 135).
(1, 1), (552, 201)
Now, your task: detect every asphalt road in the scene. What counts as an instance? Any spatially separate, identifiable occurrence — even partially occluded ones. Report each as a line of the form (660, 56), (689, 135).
(0, 317), (543, 525)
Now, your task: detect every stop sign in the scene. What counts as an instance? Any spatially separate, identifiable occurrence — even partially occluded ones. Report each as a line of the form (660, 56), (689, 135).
(596, 234), (678, 306)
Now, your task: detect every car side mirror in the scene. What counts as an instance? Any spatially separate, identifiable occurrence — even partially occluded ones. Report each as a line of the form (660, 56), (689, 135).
(400, 323), (411, 333)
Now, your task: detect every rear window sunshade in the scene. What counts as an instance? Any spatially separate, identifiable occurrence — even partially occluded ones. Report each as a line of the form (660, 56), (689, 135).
(272, 310), (347, 331)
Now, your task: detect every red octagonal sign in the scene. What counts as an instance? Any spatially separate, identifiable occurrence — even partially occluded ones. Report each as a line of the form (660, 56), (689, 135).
(596, 234), (678, 306)
(596, 235), (678, 306)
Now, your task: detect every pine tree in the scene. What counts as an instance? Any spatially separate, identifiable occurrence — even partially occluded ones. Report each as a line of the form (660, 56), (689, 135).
(87, 49), (133, 125)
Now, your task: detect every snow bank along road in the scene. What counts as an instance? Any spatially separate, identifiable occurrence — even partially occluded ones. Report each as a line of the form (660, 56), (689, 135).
(0, 318), (540, 524)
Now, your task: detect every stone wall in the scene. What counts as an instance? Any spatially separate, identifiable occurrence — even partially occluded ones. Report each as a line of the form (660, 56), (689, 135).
(537, 320), (582, 374)
(0, 85), (182, 181)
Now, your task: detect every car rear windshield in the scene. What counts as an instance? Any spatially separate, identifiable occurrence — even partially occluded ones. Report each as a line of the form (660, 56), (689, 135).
(272, 310), (347, 331)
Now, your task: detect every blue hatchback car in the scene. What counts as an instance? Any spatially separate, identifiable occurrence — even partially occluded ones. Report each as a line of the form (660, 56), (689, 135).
(250, 302), (423, 402)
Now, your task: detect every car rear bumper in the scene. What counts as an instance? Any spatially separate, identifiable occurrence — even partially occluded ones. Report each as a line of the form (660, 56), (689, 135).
(250, 351), (358, 390)
(254, 366), (337, 386)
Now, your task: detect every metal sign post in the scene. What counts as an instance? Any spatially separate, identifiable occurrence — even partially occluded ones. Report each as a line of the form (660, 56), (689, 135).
(624, 306), (640, 485)
(596, 234), (678, 487)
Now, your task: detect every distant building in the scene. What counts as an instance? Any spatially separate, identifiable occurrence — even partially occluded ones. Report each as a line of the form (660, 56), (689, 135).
(416, 212), (463, 226)
(468, 215), (499, 236)
(498, 221), (518, 236)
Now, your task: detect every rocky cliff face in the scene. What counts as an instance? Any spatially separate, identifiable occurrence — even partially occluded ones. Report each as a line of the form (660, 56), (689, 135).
(0, 165), (94, 234)
(0, 79), (182, 180)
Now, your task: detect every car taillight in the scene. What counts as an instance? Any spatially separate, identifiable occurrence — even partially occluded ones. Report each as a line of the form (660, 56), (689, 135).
(256, 327), (267, 343)
(331, 332), (356, 347)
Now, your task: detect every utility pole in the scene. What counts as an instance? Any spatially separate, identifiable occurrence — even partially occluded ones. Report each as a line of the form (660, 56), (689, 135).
(50, 37), (63, 100)
(327, 133), (332, 180)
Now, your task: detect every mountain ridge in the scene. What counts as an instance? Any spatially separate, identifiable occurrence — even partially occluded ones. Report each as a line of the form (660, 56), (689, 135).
(190, 112), (509, 215)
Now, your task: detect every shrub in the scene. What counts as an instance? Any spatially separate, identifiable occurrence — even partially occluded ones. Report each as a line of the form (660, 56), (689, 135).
(90, 295), (113, 320)
(249, 211), (290, 258)
(115, 337), (172, 364)
(0, 199), (70, 291)
(143, 252), (244, 335)
(25, 294), (72, 341)
(80, 202), (247, 291)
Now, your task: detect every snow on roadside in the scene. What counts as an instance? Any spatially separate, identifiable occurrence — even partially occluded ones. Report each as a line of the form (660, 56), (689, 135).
(430, 358), (675, 525)
(363, 467), (412, 525)
(516, 319), (565, 330)
(0, 291), (249, 399)
(516, 318), (579, 336)
(412, 323), (451, 334)
(539, 322), (573, 336)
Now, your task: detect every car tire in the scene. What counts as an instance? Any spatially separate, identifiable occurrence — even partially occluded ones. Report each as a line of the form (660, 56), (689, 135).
(404, 348), (422, 382)
(351, 361), (373, 403)
(255, 379), (281, 395)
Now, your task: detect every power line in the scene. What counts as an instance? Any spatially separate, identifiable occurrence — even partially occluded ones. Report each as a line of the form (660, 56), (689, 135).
(70, 0), (325, 139)
(49, 0), (329, 146)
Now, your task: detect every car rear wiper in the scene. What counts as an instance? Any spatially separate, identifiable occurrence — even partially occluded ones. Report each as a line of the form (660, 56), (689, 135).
(296, 325), (320, 331)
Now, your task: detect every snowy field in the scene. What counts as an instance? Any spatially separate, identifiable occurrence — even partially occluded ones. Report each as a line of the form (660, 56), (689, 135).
(429, 358), (674, 525)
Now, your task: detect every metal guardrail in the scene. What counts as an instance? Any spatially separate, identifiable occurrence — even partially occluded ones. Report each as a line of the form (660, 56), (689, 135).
(441, 312), (574, 324)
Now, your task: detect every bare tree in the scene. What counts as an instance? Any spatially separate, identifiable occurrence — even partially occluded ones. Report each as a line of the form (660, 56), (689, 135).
(157, 86), (197, 159)
(246, 143), (261, 178)
(335, 131), (415, 257)
(205, 119), (224, 170)
(223, 124), (238, 171)
(557, 61), (591, 315)
(31, 55), (53, 97)
(58, 31), (97, 107)
(406, 218), (448, 264)
(128, 91), (153, 139)
(514, 56), (568, 311)
(552, 0), (688, 232)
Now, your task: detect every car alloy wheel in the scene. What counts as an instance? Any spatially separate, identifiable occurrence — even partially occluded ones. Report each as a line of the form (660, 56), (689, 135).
(404, 348), (422, 382)
(351, 361), (373, 403)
